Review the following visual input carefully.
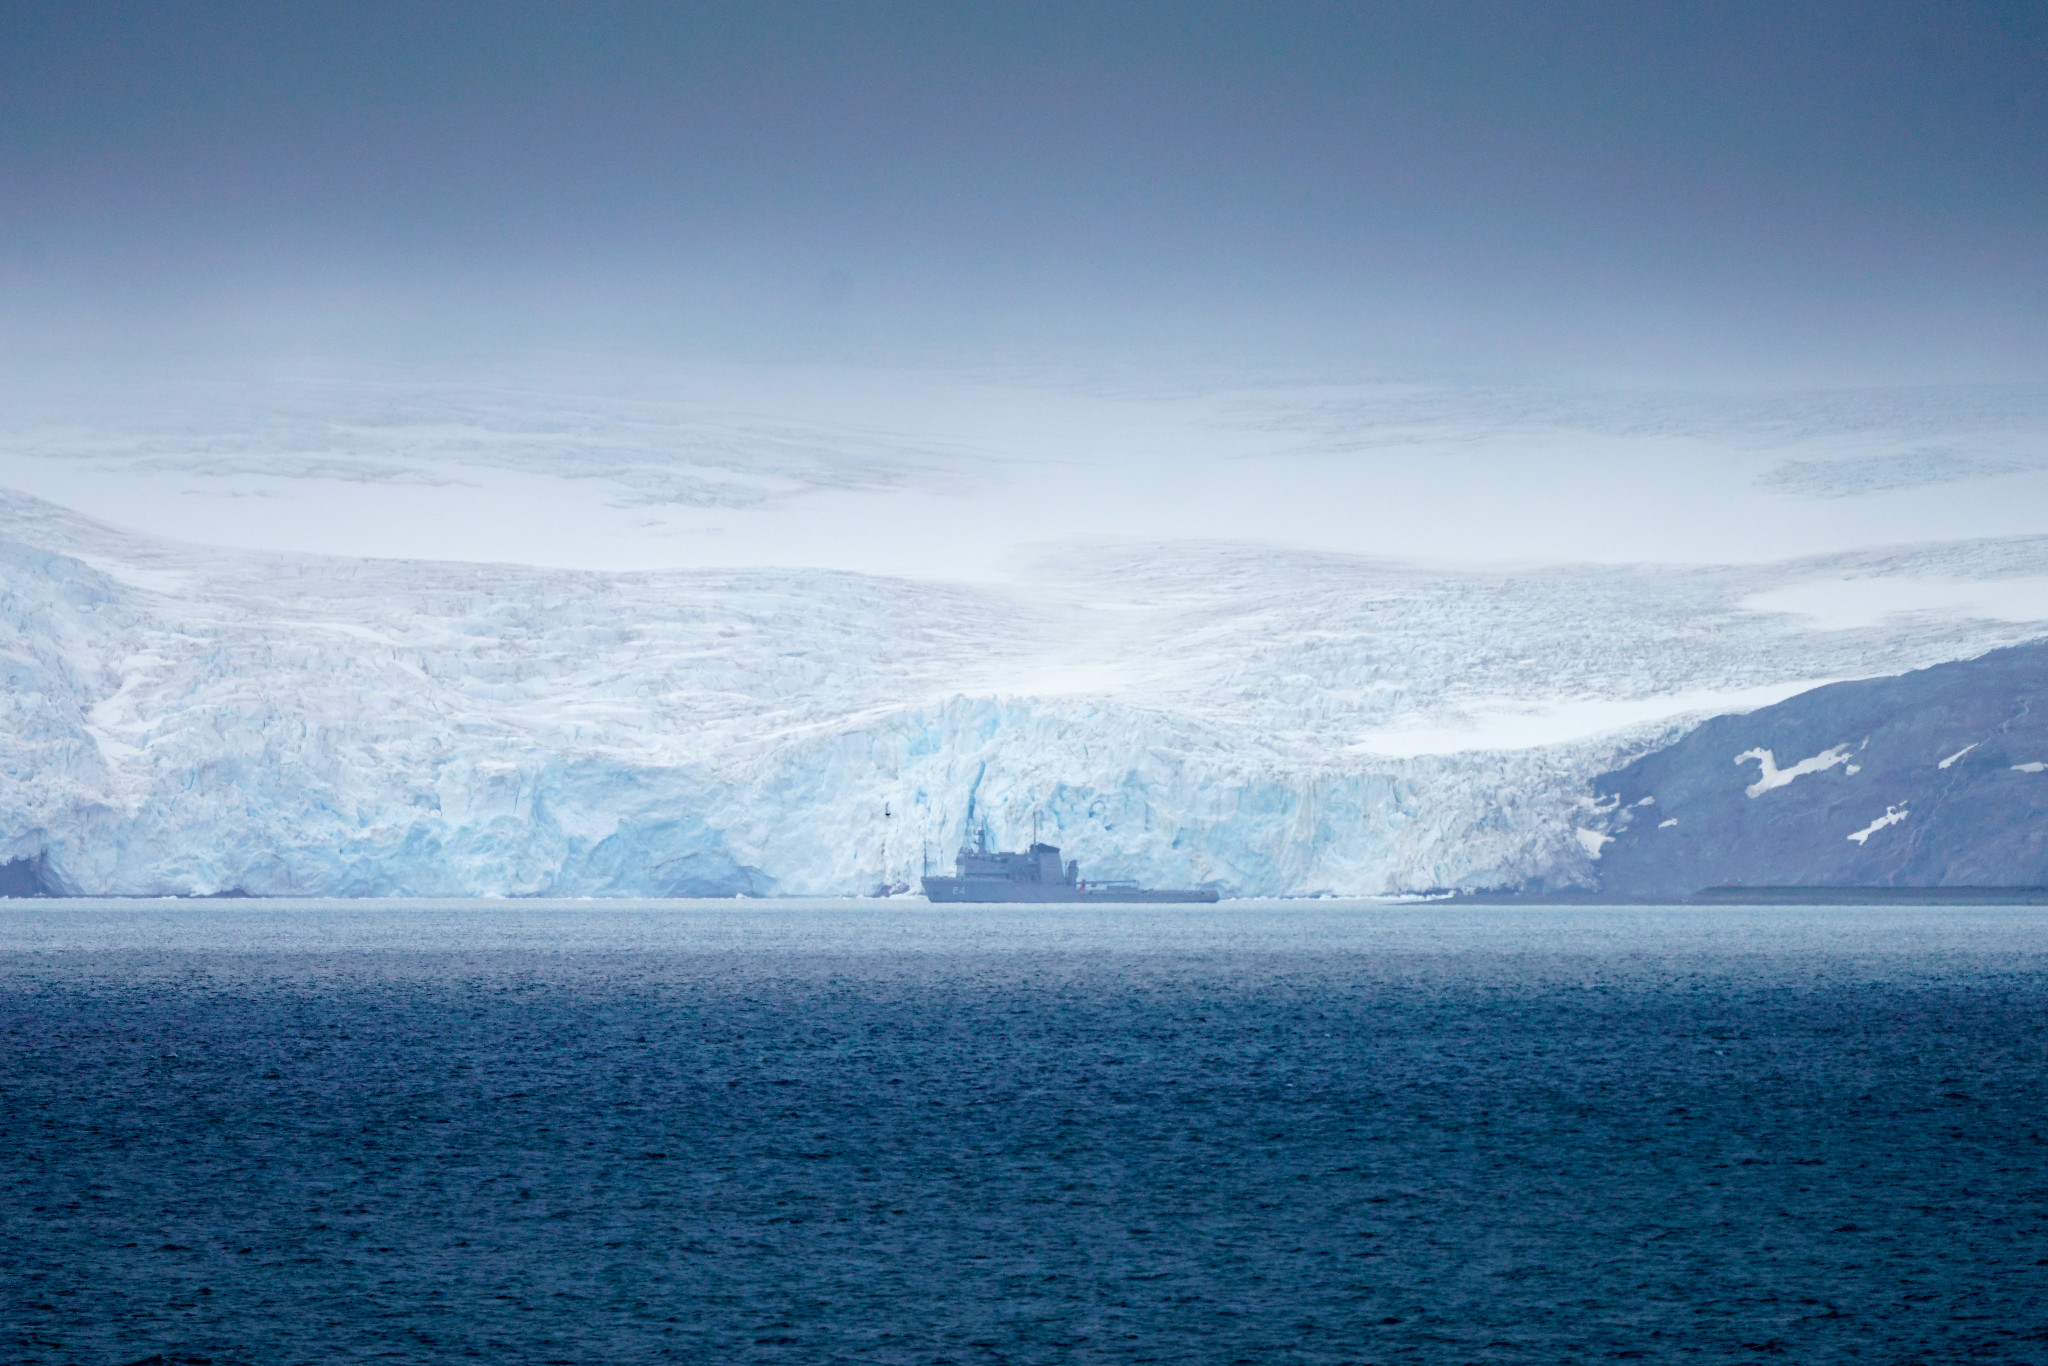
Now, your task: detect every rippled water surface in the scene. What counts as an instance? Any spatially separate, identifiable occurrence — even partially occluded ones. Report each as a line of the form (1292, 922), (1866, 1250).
(4, 900), (2047, 1364)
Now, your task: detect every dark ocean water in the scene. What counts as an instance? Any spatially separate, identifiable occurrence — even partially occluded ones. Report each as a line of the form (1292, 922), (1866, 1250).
(3, 900), (2046, 1365)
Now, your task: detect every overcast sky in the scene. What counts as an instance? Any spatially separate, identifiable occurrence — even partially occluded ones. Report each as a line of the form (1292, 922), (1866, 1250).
(3, 2), (2047, 599)
(5, 1), (2045, 383)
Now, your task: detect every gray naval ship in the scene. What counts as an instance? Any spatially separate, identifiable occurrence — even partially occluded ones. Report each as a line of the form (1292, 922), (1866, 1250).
(921, 825), (1219, 903)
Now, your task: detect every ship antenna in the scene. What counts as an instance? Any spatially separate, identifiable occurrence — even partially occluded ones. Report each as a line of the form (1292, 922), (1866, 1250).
(1033, 811), (1040, 847)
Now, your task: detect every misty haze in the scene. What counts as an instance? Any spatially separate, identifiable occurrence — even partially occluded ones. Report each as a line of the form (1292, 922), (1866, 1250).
(3, 4), (2046, 1363)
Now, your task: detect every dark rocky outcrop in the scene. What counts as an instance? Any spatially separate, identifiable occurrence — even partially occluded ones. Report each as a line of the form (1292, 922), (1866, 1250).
(1590, 640), (2048, 897)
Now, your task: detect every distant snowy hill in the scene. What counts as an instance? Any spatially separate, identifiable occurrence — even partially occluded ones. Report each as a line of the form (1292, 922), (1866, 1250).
(1586, 643), (2048, 896)
(3, 489), (2048, 897)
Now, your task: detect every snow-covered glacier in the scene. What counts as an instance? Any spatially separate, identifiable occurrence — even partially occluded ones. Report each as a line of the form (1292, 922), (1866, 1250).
(4, 488), (2047, 897)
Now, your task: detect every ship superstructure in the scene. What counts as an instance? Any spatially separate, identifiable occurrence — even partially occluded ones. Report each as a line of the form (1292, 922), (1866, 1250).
(921, 825), (1219, 903)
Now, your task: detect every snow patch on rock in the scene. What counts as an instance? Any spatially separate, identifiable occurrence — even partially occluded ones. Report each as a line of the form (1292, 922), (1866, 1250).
(1847, 806), (1909, 845)
(1736, 745), (1852, 797)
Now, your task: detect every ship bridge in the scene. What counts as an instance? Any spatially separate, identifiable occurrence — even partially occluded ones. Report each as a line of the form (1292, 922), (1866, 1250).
(953, 829), (1078, 887)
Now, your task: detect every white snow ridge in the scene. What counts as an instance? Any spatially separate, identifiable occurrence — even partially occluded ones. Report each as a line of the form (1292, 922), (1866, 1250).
(4, 489), (2048, 898)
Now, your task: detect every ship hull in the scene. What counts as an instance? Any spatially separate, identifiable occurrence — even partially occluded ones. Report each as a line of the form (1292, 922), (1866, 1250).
(922, 877), (1219, 903)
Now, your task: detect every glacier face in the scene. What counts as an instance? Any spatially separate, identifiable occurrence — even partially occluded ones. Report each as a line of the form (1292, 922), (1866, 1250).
(5, 489), (2048, 897)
